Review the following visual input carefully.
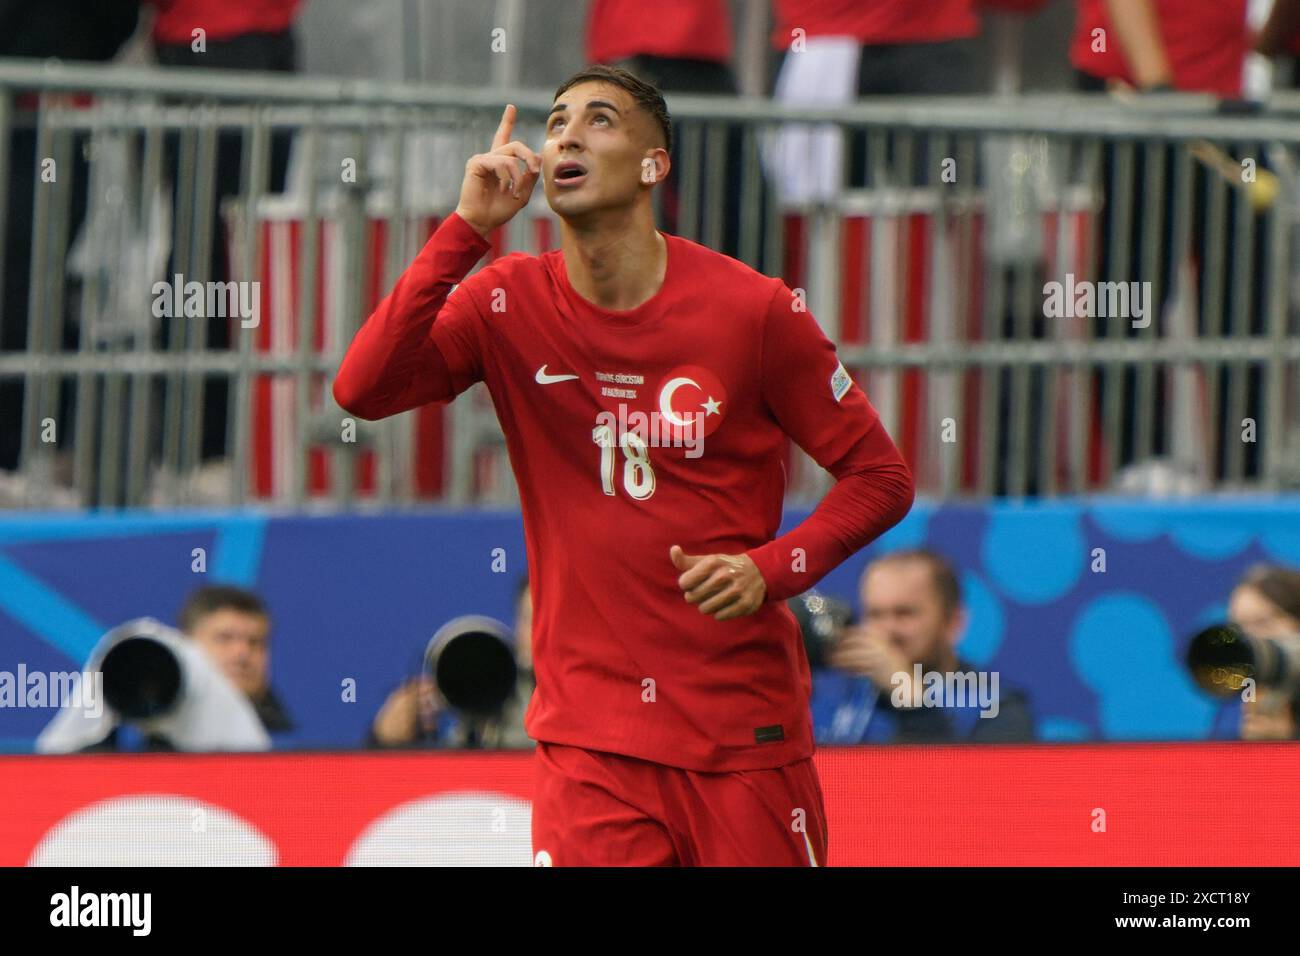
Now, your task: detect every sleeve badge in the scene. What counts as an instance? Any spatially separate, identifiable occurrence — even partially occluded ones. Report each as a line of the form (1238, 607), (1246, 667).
(830, 361), (852, 403)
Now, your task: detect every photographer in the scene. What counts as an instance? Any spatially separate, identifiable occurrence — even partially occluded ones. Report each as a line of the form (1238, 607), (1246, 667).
(177, 586), (294, 736)
(37, 615), (271, 754)
(811, 550), (1035, 744)
(64, 585), (294, 752)
(368, 578), (535, 750)
(1222, 564), (1300, 741)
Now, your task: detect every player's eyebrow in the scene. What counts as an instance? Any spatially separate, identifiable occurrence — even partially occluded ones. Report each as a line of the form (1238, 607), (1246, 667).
(548, 99), (623, 118)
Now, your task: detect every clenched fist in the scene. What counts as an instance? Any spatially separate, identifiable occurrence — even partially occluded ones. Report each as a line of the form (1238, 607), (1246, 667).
(671, 544), (767, 621)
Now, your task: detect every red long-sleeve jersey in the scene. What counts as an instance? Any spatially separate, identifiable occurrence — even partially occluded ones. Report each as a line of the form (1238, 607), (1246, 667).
(334, 213), (914, 771)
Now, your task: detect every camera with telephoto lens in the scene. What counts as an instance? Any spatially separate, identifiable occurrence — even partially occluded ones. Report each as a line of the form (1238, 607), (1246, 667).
(100, 632), (184, 720)
(1186, 622), (1300, 698)
(424, 614), (518, 718)
(36, 617), (269, 753)
(788, 591), (855, 670)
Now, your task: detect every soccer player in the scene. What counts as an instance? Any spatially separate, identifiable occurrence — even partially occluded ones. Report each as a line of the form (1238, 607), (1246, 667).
(332, 65), (915, 866)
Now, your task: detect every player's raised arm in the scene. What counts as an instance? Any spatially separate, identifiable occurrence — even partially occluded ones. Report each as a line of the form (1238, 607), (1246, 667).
(455, 103), (542, 236)
(332, 105), (541, 420)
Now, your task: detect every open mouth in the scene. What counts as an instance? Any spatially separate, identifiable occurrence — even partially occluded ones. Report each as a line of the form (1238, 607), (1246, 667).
(554, 161), (588, 187)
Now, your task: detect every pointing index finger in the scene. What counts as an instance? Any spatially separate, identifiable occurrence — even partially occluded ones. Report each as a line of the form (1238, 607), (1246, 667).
(491, 104), (516, 151)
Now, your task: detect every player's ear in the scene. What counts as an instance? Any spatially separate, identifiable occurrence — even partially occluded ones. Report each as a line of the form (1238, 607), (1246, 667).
(640, 148), (670, 186)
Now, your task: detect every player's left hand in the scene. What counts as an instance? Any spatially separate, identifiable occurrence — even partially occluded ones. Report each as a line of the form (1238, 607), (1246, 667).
(670, 545), (766, 621)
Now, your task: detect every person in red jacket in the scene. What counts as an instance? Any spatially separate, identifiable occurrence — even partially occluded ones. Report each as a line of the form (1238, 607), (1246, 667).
(587, 0), (732, 82)
(771, 0), (1047, 67)
(149, 0), (302, 90)
(1070, 0), (1251, 96)
(771, 0), (982, 95)
(149, 0), (303, 194)
(333, 64), (915, 865)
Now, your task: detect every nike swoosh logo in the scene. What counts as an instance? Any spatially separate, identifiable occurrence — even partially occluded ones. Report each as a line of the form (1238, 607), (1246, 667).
(535, 365), (579, 384)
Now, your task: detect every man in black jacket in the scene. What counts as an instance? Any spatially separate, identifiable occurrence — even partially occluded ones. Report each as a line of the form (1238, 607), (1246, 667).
(177, 585), (294, 735)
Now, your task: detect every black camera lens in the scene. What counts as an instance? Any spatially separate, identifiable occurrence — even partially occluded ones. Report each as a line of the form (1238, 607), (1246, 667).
(431, 629), (518, 717)
(101, 636), (183, 720)
(789, 592), (854, 669)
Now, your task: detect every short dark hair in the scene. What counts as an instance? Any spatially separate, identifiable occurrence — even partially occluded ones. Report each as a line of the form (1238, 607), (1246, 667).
(553, 63), (672, 154)
(1237, 563), (1300, 623)
(870, 549), (963, 618)
(178, 585), (269, 634)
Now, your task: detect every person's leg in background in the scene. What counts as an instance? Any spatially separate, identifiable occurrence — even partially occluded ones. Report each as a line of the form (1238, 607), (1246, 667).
(849, 39), (980, 190)
(155, 30), (297, 464)
(1074, 71), (1186, 489)
(0, 127), (38, 473)
(2, 126), (95, 485)
(848, 40), (996, 486)
(0, 0), (141, 482)
(1194, 137), (1270, 484)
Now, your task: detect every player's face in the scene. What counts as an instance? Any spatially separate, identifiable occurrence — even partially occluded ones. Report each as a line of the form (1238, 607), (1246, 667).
(861, 562), (959, 669)
(1229, 585), (1300, 640)
(542, 81), (664, 220)
(189, 608), (271, 698)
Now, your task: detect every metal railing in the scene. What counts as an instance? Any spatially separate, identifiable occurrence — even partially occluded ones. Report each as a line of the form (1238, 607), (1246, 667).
(0, 58), (1298, 508)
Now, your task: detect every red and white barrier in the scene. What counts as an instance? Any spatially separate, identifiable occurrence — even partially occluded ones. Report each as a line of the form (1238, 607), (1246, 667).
(4, 744), (1296, 866)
